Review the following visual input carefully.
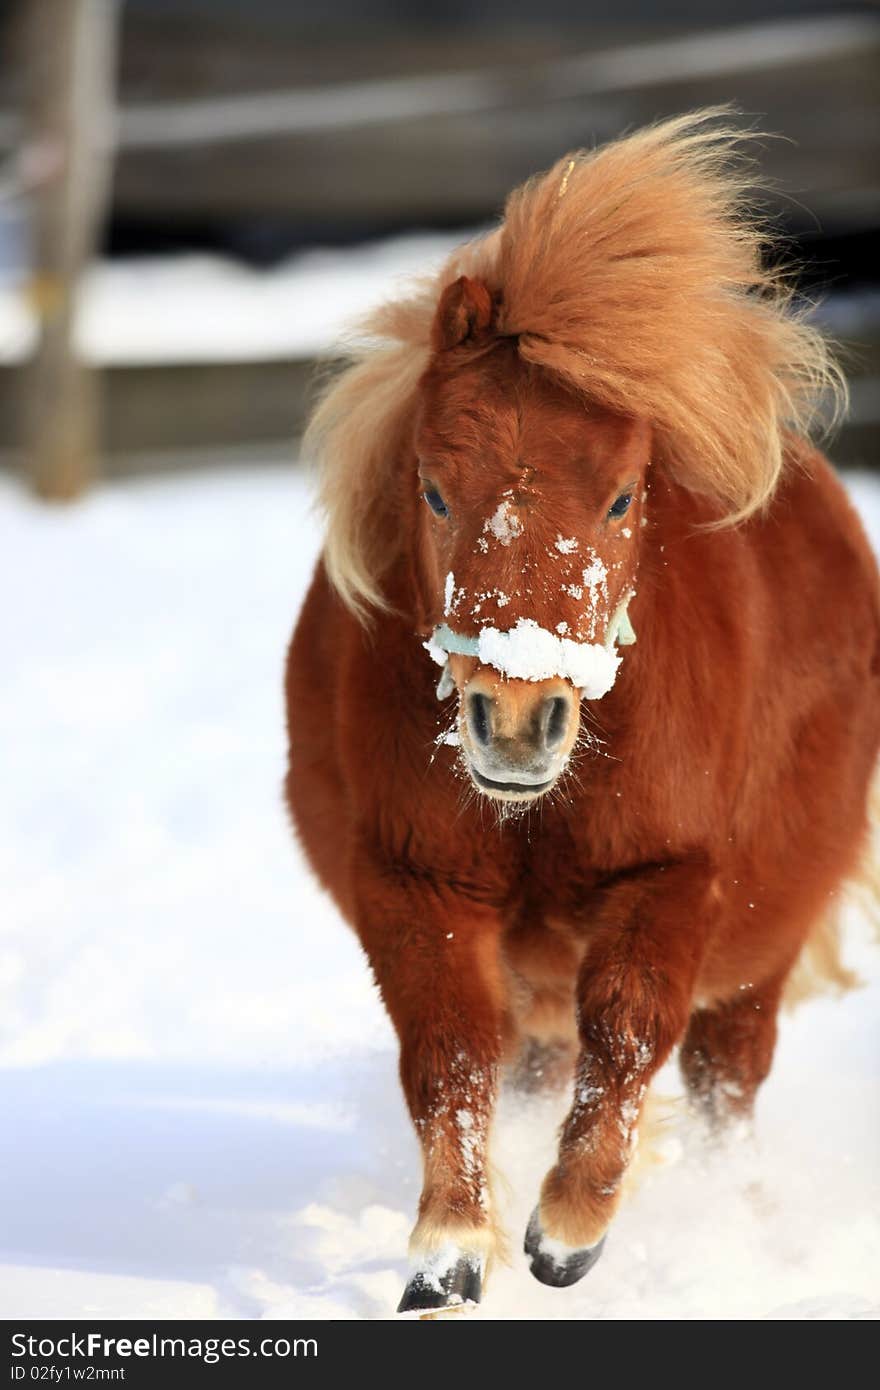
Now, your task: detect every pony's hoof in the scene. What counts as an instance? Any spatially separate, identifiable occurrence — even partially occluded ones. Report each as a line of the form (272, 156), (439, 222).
(397, 1252), (482, 1315)
(524, 1207), (605, 1288)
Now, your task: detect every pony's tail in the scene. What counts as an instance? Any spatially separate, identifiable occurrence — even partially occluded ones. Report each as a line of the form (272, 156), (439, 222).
(783, 765), (880, 1007)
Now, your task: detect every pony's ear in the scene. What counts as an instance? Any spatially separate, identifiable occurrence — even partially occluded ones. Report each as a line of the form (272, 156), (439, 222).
(431, 276), (496, 352)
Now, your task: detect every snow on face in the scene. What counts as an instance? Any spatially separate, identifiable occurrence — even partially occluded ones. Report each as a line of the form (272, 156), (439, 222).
(427, 618), (622, 698)
(444, 571), (468, 617)
(477, 619), (620, 699)
(582, 553), (607, 597)
(471, 586), (510, 616)
(483, 497), (522, 547)
(549, 546), (611, 640)
(444, 571), (455, 615)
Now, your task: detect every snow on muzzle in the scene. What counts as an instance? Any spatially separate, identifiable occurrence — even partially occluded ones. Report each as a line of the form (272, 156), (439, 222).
(426, 608), (635, 801)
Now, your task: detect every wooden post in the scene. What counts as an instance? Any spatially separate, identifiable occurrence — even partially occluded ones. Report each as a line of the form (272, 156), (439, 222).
(21, 0), (119, 500)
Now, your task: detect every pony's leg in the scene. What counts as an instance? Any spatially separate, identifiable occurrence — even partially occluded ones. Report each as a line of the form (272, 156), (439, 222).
(679, 973), (786, 1127)
(526, 862), (711, 1288)
(353, 856), (505, 1315)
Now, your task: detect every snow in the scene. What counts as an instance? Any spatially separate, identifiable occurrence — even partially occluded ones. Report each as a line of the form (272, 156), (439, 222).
(0, 462), (878, 1320)
(484, 498), (523, 547)
(400, 1245), (483, 1313)
(0, 232), (471, 367)
(444, 571), (455, 615)
(427, 614), (624, 695)
(477, 618), (622, 697)
(581, 555), (608, 593)
(424, 634), (448, 668)
(530, 1225), (602, 1267)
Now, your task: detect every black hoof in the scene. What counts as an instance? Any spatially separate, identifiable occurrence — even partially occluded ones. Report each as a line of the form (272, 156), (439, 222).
(524, 1207), (605, 1288)
(397, 1254), (482, 1315)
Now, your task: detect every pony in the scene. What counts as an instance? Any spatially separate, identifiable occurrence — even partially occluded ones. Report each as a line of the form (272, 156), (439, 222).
(284, 110), (880, 1315)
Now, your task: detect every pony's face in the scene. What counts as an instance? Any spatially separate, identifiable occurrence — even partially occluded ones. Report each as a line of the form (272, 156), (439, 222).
(415, 285), (650, 804)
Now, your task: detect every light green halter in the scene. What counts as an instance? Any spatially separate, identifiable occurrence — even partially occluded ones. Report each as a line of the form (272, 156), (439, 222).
(606, 592), (637, 650)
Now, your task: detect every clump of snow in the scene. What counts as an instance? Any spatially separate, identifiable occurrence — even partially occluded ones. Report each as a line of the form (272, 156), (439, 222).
(477, 619), (621, 699)
(581, 553), (608, 611)
(444, 571), (456, 615)
(532, 1225), (601, 1266)
(424, 635), (447, 667)
(483, 498), (522, 547)
(401, 1244), (484, 1307)
(554, 536), (578, 555)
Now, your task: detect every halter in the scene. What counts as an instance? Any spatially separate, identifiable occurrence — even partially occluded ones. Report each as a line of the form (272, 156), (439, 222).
(432, 591), (636, 661)
(429, 592), (636, 700)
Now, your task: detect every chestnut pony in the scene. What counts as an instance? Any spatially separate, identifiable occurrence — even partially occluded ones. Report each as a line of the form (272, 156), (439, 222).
(285, 112), (880, 1314)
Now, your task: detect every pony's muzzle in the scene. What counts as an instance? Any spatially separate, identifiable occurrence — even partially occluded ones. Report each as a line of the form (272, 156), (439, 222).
(458, 670), (579, 800)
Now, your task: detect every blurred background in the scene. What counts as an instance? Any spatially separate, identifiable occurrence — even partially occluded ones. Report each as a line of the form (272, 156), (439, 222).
(1, 0), (879, 1321)
(0, 0), (878, 488)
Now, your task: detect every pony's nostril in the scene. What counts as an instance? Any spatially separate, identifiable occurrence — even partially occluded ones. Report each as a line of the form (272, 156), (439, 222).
(468, 693), (493, 747)
(543, 696), (571, 750)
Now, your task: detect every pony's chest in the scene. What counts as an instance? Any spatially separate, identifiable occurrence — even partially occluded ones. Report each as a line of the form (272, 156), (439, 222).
(507, 819), (606, 922)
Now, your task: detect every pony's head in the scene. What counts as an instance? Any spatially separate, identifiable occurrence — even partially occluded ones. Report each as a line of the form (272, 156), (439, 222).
(308, 110), (843, 804)
(416, 276), (648, 800)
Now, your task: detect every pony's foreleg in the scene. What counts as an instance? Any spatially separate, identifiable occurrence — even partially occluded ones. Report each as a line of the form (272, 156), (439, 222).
(679, 972), (786, 1127)
(526, 861), (712, 1288)
(353, 860), (505, 1315)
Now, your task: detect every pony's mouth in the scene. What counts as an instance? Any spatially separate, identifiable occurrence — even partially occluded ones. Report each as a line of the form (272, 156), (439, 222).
(470, 767), (558, 801)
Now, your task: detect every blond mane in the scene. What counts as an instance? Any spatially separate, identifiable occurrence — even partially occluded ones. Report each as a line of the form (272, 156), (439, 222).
(306, 109), (846, 618)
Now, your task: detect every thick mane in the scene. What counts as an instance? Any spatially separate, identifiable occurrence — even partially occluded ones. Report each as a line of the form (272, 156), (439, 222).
(307, 109), (845, 618)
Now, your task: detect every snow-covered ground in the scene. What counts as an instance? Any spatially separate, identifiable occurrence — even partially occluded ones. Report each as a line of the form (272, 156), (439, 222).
(0, 234), (471, 366)
(1, 462), (878, 1321)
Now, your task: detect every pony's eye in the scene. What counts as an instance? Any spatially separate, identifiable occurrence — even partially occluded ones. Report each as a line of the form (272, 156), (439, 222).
(607, 492), (632, 520)
(423, 487), (449, 518)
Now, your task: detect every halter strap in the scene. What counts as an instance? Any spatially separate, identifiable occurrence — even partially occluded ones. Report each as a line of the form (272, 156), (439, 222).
(606, 592), (637, 649)
(432, 624), (480, 658)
